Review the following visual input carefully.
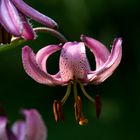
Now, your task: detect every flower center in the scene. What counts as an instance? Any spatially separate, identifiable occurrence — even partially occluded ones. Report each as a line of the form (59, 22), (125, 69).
(53, 80), (101, 125)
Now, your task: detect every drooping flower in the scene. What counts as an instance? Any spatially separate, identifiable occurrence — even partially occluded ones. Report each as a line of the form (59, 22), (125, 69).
(0, 0), (58, 41)
(0, 109), (47, 140)
(22, 35), (122, 125)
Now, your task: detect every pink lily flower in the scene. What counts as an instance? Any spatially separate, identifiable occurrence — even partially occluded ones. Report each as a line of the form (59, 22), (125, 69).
(22, 35), (122, 125)
(0, 0), (57, 40)
(0, 109), (47, 140)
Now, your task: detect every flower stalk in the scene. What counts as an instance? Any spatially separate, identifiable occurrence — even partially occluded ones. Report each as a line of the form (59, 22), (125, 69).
(0, 27), (68, 52)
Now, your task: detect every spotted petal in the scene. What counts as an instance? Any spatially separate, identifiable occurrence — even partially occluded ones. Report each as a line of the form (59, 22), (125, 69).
(59, 42), (90, 82)
(0, 0), (22, 36)
(22, 46), (62, 86)
(89, 38), (122, 84)
(12, 0), (58, 28)
(81, 35), (110, 69)
(12, 109), (47, 140)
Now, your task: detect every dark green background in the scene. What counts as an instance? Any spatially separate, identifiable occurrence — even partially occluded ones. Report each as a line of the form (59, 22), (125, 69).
(0, 0), (140, 139)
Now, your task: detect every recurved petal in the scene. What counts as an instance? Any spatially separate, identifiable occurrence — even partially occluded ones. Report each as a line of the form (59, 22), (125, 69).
(12, 0), (58, 28)
(22, 109), (47, 140)
(0, 0), (22, 36)
(0, 117), (8, 140)
(36, 44), (63, 81)
(81, 35), (110, 69)
(59, 42), (91, 82)
(19, 12), (36, 40)
(22, 46), (61, 86)
(36, 45), (61, 73)
(89, 38), (122, 84)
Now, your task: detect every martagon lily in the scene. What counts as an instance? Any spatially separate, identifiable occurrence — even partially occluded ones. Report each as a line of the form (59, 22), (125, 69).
(0, 0), (58, 41)
(0, 109), (47, 140)
(22, 35), (122, 125)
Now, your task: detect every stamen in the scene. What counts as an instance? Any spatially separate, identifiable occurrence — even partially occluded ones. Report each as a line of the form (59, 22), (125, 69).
(74, 96), (82, 121)
(57, 101), (64, 121)
(53, 100), (64, 122)
(78, 81), (95, 103)
(74, 96), (88, 125)
(53, 100), (59, 122)
(61, 82), (72, 105)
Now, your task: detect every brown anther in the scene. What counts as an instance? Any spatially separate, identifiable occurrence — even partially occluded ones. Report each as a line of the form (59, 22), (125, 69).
(0, 25), (12, 44)
(53, 100), (64, 122)
(74, 96), (82, 121)
(57, 101), (64, 122)
(53, 100), (58, 122)
(74, 96), (88, 125)
(95, 94), (102, 119)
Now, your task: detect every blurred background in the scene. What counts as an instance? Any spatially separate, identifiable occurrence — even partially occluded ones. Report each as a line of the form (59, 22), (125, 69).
(0, 0), (140, 139)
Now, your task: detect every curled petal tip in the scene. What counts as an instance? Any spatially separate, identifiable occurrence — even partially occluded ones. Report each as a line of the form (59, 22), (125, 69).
(12, 0), (58, 29)
(113, 37), (122, 46)
(22, 45), (30, 52)
(51, 20), (58, 29)
(80, 34), (86, 41)
(42, 16), (58, 29)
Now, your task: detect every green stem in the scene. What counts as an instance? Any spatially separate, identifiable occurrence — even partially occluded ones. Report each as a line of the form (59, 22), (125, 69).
(34, 27), (68, 43)
(0, 27), (68, 53)
(0, 38), (25, 52)
(61, 83), (71, 105)
(78, 81), (95, 103)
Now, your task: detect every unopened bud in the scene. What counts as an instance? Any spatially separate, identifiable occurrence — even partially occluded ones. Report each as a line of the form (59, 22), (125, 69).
(95, 94), (102, 119)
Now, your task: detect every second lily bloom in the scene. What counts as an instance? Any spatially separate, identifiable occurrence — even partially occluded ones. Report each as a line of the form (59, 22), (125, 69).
(0, 0), (58, 40)
(0, 109), (47, 140)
